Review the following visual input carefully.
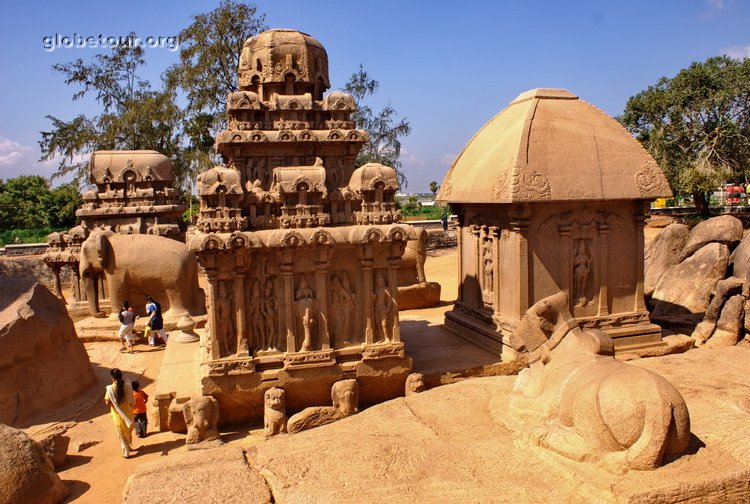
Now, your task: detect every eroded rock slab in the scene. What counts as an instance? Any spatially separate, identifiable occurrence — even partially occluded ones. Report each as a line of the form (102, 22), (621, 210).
(123, 447), (270, 504)
(644, 223), (689, 296)
(680, 215), (742, 261)
(652, 243), (729, 317)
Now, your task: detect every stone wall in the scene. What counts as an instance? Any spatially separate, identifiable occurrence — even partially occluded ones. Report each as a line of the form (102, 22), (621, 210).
(426, 229), (457, 250)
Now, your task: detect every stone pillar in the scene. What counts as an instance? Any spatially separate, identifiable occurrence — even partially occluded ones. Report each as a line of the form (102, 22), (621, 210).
(233, 270), (248, 355)
(634, 205), (648, 312)
(51, 265), (65, 302)
(280, 250), (296, 353)
(359, 246), (375, 344)
(315, 247), (331, 350)
(205, 267), (222, 360)
(559, 221), (572, 301)
(456, 216), (464, 302)
(492, 227), (502, 318)
(510, 210), (531, 319)
(72, 266), (82, 302)
(597, 217), (610, 316)
(387, 243), (402, 343)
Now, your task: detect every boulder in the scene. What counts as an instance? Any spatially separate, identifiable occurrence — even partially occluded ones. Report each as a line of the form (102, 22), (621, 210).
(730, 229), (750, 280)
(652, 243), (730, 317)
(0, 423), (68, 504)
(123, 447), (270, 504)
(679, 215), (742, 262)
(33, 432), (70, 469)
(0, 277), (96, 426)
(398, 282), (441, 310)
(707, 294), (745, 347)
(644, 223), (689, 296)
(692, 277), (746, 344)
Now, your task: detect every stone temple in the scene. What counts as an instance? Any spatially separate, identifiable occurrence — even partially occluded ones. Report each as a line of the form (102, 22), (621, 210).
(189, 29), (415, 424)
(439, 88), (672, 357)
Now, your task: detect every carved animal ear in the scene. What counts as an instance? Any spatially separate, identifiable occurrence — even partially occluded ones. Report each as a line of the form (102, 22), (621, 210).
(95, 233), (107, 264)
(183, 402), (193, 425)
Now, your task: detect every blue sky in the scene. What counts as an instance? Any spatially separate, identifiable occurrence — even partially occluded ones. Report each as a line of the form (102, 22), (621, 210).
(0, 0), (748, 192)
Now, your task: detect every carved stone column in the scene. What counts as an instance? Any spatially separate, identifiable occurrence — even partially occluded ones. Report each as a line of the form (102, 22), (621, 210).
(559, 220), (572, 301)
(387, 243), (402, 343)
(634, 205), (648, 312)
(51, 265), (65, 302)
(510, 208), (531, 319)
(597, 216), (610, 316)
(280, 250), (296, 353)
(359, 246), (375, 344)
(205, 266), (222, 360)
(233, 270), (248, 355)
(491, 227), (502, 318)
(315, 247), (331, 350)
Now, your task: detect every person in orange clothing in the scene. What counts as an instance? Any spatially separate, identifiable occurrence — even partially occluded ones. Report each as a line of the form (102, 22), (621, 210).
(132, 381), (149, 438)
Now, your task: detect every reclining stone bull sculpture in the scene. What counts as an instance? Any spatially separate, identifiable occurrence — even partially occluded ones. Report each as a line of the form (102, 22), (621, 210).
(508, 292), (690, 471)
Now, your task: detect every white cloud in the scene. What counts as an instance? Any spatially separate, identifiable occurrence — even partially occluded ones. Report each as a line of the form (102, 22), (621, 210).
(400, 147), (426, 168)
(0, 136), (84, 185)
(0, 137), (33, 166)
(704, 0), (726, 17)
(721, 45), (750, 59)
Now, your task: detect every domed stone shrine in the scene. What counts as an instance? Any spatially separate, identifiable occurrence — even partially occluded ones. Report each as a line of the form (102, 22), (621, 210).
(438, 88), (672, 356)
(189, 29), (415, 424)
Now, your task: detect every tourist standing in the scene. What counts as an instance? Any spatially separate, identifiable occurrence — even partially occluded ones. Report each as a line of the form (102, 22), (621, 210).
(104, 368), (134, 458)
(441, 209), (449, 231)
(118, 302), (136, 353)
(145, 296), (169, 346)
(131, 381), (149, 438)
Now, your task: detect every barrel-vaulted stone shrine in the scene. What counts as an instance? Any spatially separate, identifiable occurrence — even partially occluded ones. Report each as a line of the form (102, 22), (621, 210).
(188, 29), (414, 424)
(438, 88), (672, 358)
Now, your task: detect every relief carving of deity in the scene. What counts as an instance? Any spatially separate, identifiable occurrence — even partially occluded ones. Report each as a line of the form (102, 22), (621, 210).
(330, 272), (355, 346)
(295, 275), (316, 352)
(482, 239), (494, 295)
(373, 271), (394, 343)
(573, 239), (592, 307)
(247, 279), (263, 353)
(216, 281), (234, 356)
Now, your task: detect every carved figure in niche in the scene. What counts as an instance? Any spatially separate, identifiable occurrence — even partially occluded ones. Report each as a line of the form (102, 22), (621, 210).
(405, 373), (426, 396)
(263, 387), (287, 436)
(216, 281), (234, 356)
(507, 292), (690, 472)
(482, 239), (494, 294)
(287, 379), (359, 433)
(247, 279), (263, 353)
(295, 275), (316, 352)
(573, 239), (592, 307)
(261, 279), (278, 350)
(330, 272), (355, 346)
(182, 396), (222, 447)
(374, 271), (395, 342)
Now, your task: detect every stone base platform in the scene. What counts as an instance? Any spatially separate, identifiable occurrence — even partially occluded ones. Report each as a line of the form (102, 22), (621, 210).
(74, 314), (206, 342)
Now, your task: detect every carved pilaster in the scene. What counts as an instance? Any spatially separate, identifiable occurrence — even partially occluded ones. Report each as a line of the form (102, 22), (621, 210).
(388, 244), (402, 343)
(280, 250), (296, 353)
(597, 217), (610, 316)
(205, 268), (221, 360)
(233, 270), (248, 355)
(315, 247), (331, 350)
(634, 206), (648, 312)
(359, 246), (375, 344)
(510, 208), (531, 318)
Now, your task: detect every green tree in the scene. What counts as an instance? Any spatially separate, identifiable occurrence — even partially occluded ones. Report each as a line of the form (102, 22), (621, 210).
(620, 56), (750, 214)
(429, 181), (439, 195)
(39, 40), (185, 187)
(164, 0), (267, 128)
(344, 65), (412, 188)
(0, 176), (79, 230)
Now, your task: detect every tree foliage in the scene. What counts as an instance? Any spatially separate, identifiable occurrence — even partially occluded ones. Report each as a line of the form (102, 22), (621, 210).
(164, 0), (267, 127)
(344, 65), (412, 188)
(39, 41), (185, 187)
(0, 176), (81, 229)
(620, 56), (750, 212)
(429, 181), (439, 194)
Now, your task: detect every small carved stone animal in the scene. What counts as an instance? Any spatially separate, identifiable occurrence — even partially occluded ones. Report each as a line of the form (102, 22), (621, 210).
(264, 387), (288, 437)
(182, 396), (221, 445)
(405, 373), (426, 396)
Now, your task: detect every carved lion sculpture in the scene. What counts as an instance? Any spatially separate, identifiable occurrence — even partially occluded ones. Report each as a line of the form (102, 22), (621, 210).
(264, 387), (288, 437)
(182, 396), (221, 445)
(405, 373), (426, 396)
(508, 292), (690, 472)
(287, 379), (359, 433)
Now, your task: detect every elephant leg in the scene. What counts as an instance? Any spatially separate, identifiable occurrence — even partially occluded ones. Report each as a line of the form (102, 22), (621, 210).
(165, 289), (189, 318)
(108, 274), (126, 320)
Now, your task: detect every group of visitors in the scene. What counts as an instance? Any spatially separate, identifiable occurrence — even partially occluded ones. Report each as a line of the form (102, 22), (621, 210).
(117, 296), (169, 352)
(104, 368), (149, 458)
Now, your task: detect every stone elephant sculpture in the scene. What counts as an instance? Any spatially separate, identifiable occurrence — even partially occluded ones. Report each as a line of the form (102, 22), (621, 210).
(508, 292), (691, 472)
(398, 227), (427, 287)
(79, 230), (202, 319)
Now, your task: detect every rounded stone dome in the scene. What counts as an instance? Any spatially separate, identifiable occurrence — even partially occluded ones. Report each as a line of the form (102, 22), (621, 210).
(438, 88), (672, 203)
(239, 29), (330, 93)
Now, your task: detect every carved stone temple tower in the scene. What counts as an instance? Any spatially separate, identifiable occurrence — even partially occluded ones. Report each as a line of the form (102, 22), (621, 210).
(189, 29), (414, 424)
(438, 88), (672, 359)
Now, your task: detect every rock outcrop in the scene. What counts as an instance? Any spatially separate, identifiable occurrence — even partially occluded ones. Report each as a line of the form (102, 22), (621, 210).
(0, 277), (96, 426)
(651, 242), (730, 317)
(0, 423), (68, 504)
(679, 215), (743, 262)
(644, 223), (689, 296)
